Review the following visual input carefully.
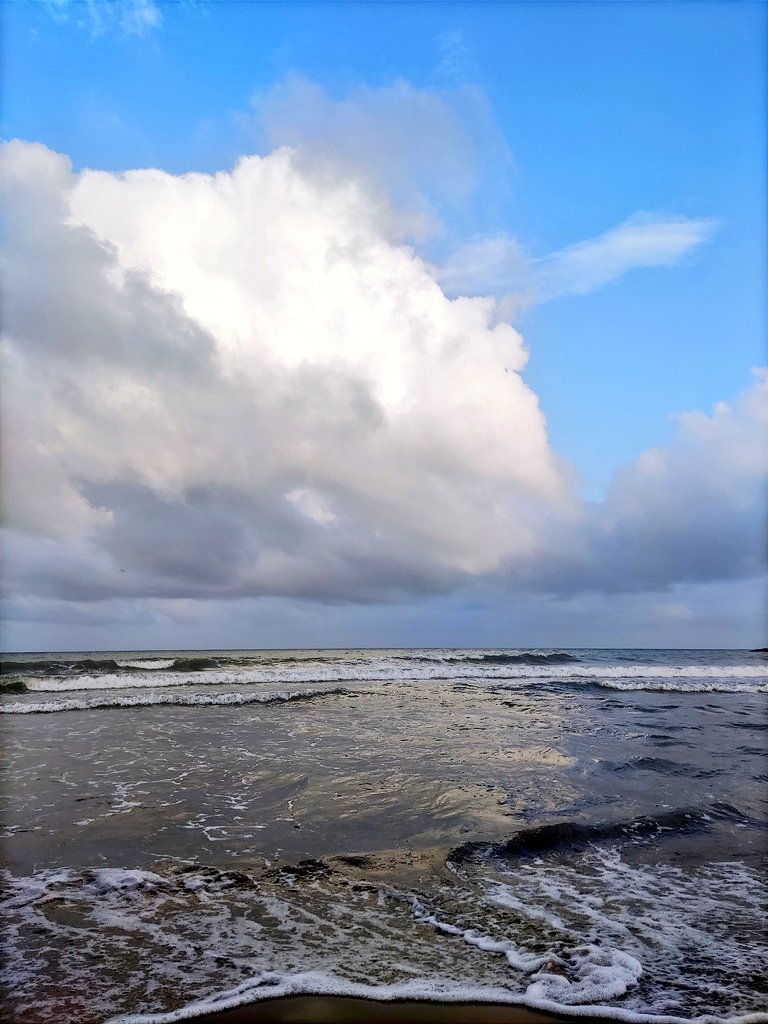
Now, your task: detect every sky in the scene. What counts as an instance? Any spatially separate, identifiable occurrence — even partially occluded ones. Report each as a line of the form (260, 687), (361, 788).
(1, 0), (766, 651)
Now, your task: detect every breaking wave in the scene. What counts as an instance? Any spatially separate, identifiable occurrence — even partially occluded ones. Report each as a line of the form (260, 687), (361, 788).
(591, 676), (768, 693)
(0, 686), (352, 715)
(6, 662), (764, 696)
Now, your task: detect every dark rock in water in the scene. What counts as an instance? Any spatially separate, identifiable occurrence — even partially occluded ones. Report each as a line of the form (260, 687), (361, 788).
(275, 858), (330, 880)
(335, 854), (373, 867)
(750, 647), (768, 652)
(217, 869), (257, 890)
(0, 679), (27, 694)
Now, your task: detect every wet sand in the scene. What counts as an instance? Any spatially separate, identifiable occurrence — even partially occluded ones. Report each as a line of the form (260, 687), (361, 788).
(190, 996), (581, 1023)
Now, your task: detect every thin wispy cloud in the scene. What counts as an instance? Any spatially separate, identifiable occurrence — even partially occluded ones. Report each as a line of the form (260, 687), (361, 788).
(532, 213), (719, 301)
(249, 75), (513, 242)
(435, 234), (532, 300)
(45, 0), (163, 38)
(435, 30), (474, 83)
(436, 214), (718, 306)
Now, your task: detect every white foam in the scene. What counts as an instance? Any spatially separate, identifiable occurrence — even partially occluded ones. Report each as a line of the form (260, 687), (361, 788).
(410, 896), (550, 973)
(23, 672), (218, 692)
(0, 686), (350, 714)
(409, 893), (646, 1007)
(88, 868), (172, 892)
(593, 678), (768, 693)
(525, 944), (643, 1005)
(471, 848), (768, 1018)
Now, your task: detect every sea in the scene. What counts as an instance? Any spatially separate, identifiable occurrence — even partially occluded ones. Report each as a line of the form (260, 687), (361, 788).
(1, 647), (766, 1024)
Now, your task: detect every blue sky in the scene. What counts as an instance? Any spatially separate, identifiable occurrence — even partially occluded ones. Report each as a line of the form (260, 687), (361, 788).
(1, 1), (766, 649)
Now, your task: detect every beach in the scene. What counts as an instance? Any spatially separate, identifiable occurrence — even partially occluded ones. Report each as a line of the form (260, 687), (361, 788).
(1, 648), (767, 1024)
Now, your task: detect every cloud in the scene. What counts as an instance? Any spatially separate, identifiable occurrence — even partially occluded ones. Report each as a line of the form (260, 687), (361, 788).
(532, 213), (719, 300)
(516, 370), (768, 594)
(1, 140), (762, 627)
(434, 235), (532, 300)
(435, 31), (474, 84)
(436, 214), (718, 305)
(4, 575), (765, 653)
(249, 76), (513, 241)
(1, 139), (567, 607)
(45, 0), (163, 38)
(653, 601), (695, 622)
(235, 77), (716, 307)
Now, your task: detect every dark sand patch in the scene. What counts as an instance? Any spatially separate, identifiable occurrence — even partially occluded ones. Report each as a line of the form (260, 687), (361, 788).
(189, 996), (584, 1024)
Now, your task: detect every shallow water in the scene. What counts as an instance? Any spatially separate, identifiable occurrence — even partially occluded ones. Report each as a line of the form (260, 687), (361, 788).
(1, 648), (767, 1023)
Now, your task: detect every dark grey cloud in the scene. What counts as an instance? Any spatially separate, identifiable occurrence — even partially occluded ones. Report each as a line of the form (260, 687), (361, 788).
(3, 575), (766, 652)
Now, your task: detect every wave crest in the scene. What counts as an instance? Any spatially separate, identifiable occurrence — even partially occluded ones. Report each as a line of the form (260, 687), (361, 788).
(0, 687), (352, 715)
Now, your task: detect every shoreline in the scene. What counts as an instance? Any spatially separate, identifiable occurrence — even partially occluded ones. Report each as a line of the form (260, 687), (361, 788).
(183, 996), (589, 1024)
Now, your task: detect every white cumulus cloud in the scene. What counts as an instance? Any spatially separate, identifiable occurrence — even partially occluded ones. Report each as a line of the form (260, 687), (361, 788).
(1, 139), (568, 605)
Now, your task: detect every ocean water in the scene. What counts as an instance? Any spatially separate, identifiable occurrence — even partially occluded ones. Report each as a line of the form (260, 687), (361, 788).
(1, 647), (766, 1024)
